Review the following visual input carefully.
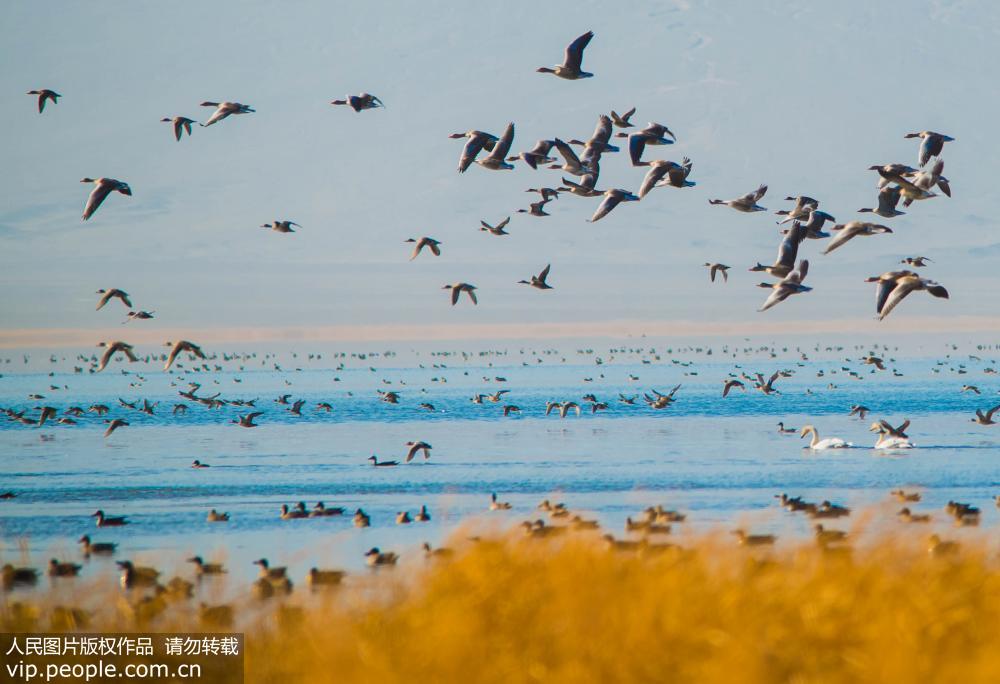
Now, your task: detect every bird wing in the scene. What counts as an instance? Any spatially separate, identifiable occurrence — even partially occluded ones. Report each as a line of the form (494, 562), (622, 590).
(638, 164), (668, 198)
(753, 184), (768, 201)
(563, 31), (593, 71)
(775, 223), (805, 269)
(589, 115), (612, 145)
(487, 122), (515, 160)
(628, 133), (648, 166)
(986, 405), (1000, 421)
(553, 138), (582, 168)
(758, 286), (787, 312)
(538, 264), (551, 282)
(406, 444), (418, 463)
(497, 216), (511, 230)
(458, 136), (487, 173)
(83, 182), (113, 220)
(878, 279), (918, 320)
(466, 288), (478, 305)
(823, 225), (860, 254)
(164, 345), (181, 370)
(589, 194), (619, 222)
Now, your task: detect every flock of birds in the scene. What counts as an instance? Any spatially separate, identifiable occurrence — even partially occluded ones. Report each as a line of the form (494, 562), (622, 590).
(5, 31), (995, 613)
(25, 31), (955, 320)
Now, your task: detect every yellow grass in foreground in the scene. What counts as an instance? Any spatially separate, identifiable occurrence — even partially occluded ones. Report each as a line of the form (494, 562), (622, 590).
(4, 531), (1000, 683)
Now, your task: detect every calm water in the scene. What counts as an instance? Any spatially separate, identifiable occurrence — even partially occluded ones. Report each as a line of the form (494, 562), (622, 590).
(1, 349), (999, 589)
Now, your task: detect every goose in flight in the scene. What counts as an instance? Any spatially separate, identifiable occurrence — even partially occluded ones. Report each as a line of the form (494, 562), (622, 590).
(858, 185), (905, 218)
(406, 237), (441, 260)
(199, 101), (254, 126)
(704, 263), (729, 283)
(906, 158), (951, 204)
(517, 199), (551, 216)
(519, 264), (553, 290)
(476, 122), (515, 170)
(722, 379), (745, 397)
(507, 139), (557, 169)
(549, 138), (590, 176)
(638, 158), (694, 198)
(750, 221), (807, 278)
(96, 341), (138, 372)
(450, 130), (498, 173)
(971, 404), (1000, 425)
(405, 441), (432, 463)
(262, 220), (299, 233)
(610, 107), (636, 128)
(790, 207), (837, 239)
(901, 256), (931, 267)
(164, 340), (206, 371)
(870, 420), (914, 449)
(124, 311), (154, 322)
(775, 196), (819, 223)
(80, 178), (131, 220)
(546, 401), (581, 418)
(904, 131), (954, 166)
(589, 189), (639, 222)
(626, 123), (676, 166)
(480, 217), (510, 236)
(234, 412), (262, 428)
(709, 184), (767, 212)
(822, 221), (893, 255)
(573, 115), (618, 167)
(103, 419), (129, 438)
(558, 173), (603, 197)
(537, 31), (594, 79)
(754, 372), (782, 395)
(330, 93), (384, 111)
(800, 425), (851, 450)
(161, 116), (196, 141)
(96, 288), (132, 310)
(758, 260), (811, 312)
(643, 384), (682, 409)
(27, 89), (61, 113)
(526, 187), (560, 201)
(443, 282), (477, 305)
(869, 163), (919, 189)
(865, 270), (948, 320)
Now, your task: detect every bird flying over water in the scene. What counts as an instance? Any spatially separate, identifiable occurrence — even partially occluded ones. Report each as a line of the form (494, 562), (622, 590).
(96, 288), (132, 310)
(822, 222), (893, 255)
(519, 264), (553, 290)
(866, 271), (949, 320)
(96, 341), (138, 372)
(709, 184), (767, 212)
(161, 116), (196, 141)
(406, 237), (441, 260)
(330, 93), (384, 112)
(589, 189), (638, 222)
(758, 260), (811, 312)
(443, 282), (477, 305)
(904, 130), (954, 167)
(164, 340), (206, 371)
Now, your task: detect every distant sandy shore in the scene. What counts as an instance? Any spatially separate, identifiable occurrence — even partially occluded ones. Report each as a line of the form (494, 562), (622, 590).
(2, 315), (999, 349)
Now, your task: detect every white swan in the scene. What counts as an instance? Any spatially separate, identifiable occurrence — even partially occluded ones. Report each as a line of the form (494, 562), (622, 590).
(800, 425), (851, 450)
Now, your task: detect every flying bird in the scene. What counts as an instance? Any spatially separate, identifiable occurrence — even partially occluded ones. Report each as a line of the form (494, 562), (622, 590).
(161, 116), (196, 141)
(822, 222), (893, 255)
(537, 31), (594, 80)
(480, 217), (511, 236)
(96, 341), (138, 372)
(704, 263), (730, 283)
(589, 189), (638, 222)
(330, 93), (384, 111)
(96, 288), (132, 310)
(865, 270), (949, 320)
(406, 237), (441, 260)
(610, 107), (636, 128)
(858, 185), (905, 218)
(519, 264), (553, 290)
(476, 123), (516, 170)
(164, 340), (206, 371)
(262, 220), (299, 233)
(626, 123), (676, 166)
(443, 283), (478, 305)
(638, 158), (694, 198)
(27, 89), (60, 113)
(904, 131), (954, 166)
(450, 130), (498, 173)
(80, 178), (131, 220)
(200, 101), (254, 126)
(709, 184), (767, 212)
(405, 441), (432, 463)
(758, 260), (811, 312)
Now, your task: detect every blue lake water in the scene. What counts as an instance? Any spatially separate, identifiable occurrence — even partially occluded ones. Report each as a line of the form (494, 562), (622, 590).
(1, 348), (999, 592)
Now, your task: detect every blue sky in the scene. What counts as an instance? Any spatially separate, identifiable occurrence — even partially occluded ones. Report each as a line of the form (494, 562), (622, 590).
(0, 0), (996, 343)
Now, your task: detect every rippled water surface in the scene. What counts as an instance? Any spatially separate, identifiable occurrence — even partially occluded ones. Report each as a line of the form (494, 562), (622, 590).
(2, 349), (999, 585)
